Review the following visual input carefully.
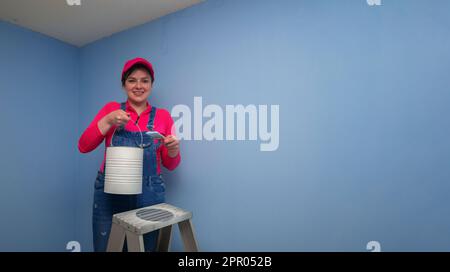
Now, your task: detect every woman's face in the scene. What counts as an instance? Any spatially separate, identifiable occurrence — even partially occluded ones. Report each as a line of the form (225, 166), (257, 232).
(123, 69), (152, 105)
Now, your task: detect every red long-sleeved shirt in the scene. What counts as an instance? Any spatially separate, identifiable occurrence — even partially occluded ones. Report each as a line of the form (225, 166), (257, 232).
(78, 101), (180, 174)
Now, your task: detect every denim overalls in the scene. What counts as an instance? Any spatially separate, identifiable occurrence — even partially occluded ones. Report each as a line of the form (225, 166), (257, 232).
(92, 103), (165, 252)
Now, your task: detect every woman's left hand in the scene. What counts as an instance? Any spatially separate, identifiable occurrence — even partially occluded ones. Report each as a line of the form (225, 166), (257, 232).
(164, 135), (180, 158)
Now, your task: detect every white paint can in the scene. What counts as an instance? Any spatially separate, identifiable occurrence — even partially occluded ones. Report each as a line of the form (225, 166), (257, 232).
(104, 146), (143, 194)
(104, 125), (145, 195)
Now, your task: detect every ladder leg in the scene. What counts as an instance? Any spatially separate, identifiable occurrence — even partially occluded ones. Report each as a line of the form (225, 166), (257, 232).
(178, 219), (199, 252)
(107, 222), (126, 252)
(126, 231), (145, 252)
(156, 225), (173, 252)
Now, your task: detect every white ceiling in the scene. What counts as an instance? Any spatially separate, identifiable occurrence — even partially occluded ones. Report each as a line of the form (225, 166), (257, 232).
(0, 0), (203, 47)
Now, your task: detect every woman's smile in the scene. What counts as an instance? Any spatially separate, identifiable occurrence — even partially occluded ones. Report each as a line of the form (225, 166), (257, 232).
(132, 90), (145, 96)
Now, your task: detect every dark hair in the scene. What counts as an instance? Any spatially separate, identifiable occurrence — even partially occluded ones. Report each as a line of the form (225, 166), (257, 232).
(121, 63), (154, 86)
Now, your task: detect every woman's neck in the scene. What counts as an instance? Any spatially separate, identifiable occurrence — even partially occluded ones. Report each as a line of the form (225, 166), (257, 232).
(128, 100), (148, 115)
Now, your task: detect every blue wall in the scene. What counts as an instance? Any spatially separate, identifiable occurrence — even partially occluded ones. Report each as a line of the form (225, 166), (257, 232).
(2, 0), (450, 251)
(77, 0), (450, 251)
(0, 21), (79, 251)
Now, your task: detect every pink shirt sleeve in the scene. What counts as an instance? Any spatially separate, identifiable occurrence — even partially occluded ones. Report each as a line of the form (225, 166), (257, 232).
(157, 109), (181, 171)
(78, 102), (119, 153)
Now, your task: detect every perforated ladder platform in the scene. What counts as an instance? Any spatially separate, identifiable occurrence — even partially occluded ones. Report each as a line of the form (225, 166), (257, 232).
(106, 203), (199, 252)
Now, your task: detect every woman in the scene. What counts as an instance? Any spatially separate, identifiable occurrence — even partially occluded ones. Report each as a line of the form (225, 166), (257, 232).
(78, 57), (180, 252)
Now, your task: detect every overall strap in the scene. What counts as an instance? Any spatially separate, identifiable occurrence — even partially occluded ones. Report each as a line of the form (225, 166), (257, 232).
(115, 102), (127, 132)
(147, 106), (157, 131)
(104, 102), (127, 173)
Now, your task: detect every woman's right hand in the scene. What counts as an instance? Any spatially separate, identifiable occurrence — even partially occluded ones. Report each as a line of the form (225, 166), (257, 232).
(105, 110), (131, 126)
(97, 109), (130, 135)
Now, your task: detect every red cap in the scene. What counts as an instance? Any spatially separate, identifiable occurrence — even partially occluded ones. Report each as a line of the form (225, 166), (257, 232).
(121, 57), (155, 82)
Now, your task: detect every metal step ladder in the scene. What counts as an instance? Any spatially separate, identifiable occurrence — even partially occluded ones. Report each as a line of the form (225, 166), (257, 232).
(106, 203), (199, 252)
